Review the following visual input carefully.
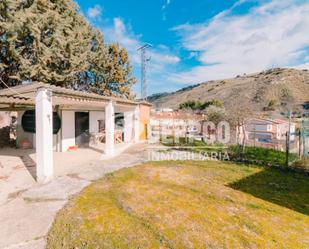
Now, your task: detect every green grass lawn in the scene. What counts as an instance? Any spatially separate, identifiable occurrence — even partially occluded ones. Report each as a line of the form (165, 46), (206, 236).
(47, 161), (309, 249)
(164, 138), (300, 169)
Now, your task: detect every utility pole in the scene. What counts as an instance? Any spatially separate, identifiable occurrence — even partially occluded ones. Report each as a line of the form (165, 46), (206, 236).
(253, 124), (256, 147)
(285, 110), (291, 167)
(137, 44), (152, 101)
(298, 129), (302, 158)
(302, 118), (309, 158)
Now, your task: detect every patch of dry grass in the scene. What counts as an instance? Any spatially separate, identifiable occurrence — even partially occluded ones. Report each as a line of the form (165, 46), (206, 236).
(47, 161), (309, 249)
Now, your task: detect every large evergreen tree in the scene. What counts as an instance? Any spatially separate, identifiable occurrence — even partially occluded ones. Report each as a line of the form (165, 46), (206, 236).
(0, 0), (135, 98)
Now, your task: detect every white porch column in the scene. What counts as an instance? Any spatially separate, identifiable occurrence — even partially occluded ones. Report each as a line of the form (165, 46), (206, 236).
(124, 111), (134, 142)
(134, 105), (140, 143)
(36, 88), (53, 182)
(105, 101), (115, 155)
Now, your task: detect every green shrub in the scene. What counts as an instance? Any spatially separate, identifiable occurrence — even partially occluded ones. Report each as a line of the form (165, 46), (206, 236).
(179, 99), (224, 110)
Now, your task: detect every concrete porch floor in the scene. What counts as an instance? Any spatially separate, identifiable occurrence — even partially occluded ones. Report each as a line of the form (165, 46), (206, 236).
(0, 142), (133, 205)
(0, 143), (152, 249)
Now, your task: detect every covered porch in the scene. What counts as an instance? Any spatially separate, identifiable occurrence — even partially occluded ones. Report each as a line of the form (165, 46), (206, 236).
(0, 144), (146, 205)
(0, 82), (148, 182)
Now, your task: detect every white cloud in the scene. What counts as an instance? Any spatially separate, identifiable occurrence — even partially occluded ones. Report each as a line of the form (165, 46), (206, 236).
(103, 18), (180, 97)
(162, 0), (172, 21)
(170, 0), (309, 84)
(162, 0), (171, 10)
(152, 53), (180, 64)
(87, 5), (103, 19)
(104, 18), (141, 65)
(105, 18), (180, 71)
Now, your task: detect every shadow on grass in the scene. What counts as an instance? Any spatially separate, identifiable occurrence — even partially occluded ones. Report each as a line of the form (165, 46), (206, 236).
(228, 167), (309, 216)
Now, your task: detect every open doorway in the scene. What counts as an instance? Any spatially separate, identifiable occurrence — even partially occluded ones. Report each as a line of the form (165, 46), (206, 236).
(75, 112), (90, 147)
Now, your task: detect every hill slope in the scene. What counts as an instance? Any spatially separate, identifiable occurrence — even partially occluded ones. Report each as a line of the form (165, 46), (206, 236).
(150, 68), (309, 116)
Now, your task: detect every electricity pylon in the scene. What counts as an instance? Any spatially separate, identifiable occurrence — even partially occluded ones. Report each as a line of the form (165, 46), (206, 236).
(137, 44), (152, 100)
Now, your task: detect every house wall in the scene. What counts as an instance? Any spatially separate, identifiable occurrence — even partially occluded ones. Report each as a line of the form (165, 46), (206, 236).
(0, 111), (11, 128)
(89, 111), (105, 133)
(252, 124), (269, 132)
(61, 110), (105, 151)
(16, 110), (62, 150)
(16, 111), (35, 148)
(139, 104), (151, 141)
(61, 110), (75, 152)
(124, 112), (134, 142)
(290, 124), (296, 141)
(16, 106), (143, 152)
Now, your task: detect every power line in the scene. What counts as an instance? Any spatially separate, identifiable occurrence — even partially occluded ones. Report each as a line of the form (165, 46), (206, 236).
(0, 77), (35, 99)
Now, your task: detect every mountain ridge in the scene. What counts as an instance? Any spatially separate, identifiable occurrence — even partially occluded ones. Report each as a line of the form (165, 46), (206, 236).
(149, 68), (309, 117)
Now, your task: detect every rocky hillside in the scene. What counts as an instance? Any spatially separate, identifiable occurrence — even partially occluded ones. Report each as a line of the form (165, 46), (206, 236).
(150, 68), (309, 117)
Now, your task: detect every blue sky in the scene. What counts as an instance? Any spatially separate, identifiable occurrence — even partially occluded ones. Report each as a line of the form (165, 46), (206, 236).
(75, 0), (309, 97)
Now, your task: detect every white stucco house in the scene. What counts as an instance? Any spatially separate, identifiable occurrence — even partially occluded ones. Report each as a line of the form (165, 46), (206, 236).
(0, 82), (151, 182)
(236, 118), (296, 151)
(245, 118), (295, 142)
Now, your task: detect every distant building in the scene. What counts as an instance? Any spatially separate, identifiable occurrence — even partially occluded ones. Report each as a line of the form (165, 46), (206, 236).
(240, 118), (296, 151)
(149, 109), (205, 141)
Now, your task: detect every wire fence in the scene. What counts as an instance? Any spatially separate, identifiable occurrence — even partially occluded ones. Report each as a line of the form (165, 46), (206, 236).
(235, 118), (309, 171)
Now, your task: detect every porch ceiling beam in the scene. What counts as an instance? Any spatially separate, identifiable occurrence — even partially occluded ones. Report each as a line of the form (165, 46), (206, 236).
(114, 105), (136, 113)
(59, 106), (107, 112)
(0, 83), (150, 112)
(52, 96), (106, 107)
(0, 107), (35, 111)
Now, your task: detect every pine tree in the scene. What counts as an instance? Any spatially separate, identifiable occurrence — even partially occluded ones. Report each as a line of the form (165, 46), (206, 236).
(0, 0), (135, 98)
(101, 43), (136, 98)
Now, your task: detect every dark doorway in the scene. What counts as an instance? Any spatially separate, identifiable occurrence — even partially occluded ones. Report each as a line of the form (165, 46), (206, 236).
(75, 112), (90, 147)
